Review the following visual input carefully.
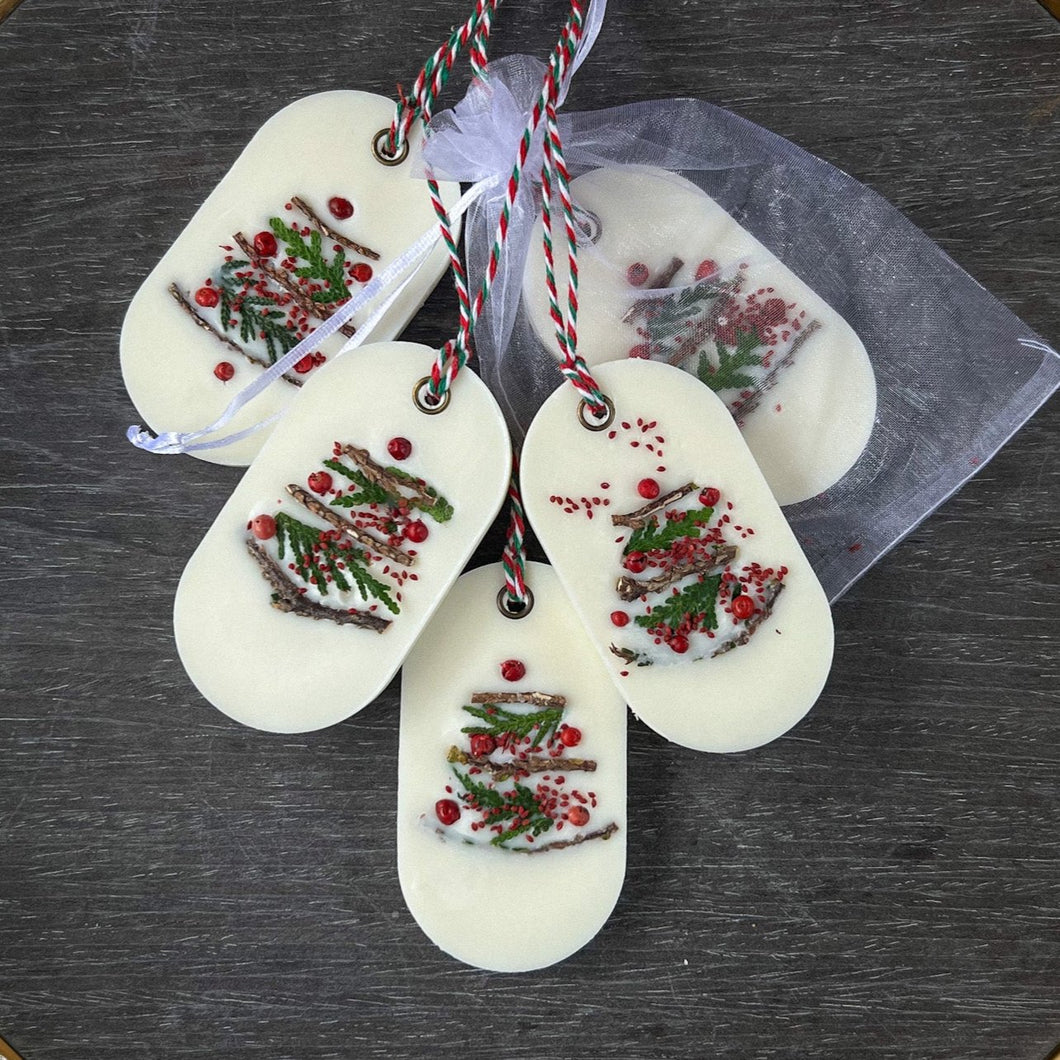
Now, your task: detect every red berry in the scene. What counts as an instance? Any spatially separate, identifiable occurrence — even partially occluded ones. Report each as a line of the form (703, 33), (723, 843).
(213, 361), (235, 381)
(350, 262), (373, 283)
(294, 355), (315, 374)
(699, 486), (721, 507)
(628, 344), (651, 359)
(404, 520), (428, 543)
(195, 286), (219, 308)
(624, 551), (647, 574)
(627, 262), (650, 287)
(567, 805), (590, 827)
(560, 726), (582, 748)
(250, 514), (277, 540)
(435, 799), (460, 826)
(253, 230), (278, 257)
(694, 259), (718, 281)
(669, 634), (690, 654)
(470, 733), (497, 757)
(387, 436), (412, 460)
(637, 477), (660, 500)
(308, 471), (332, 494)
(328, 196), (354, 220)
(610, 610), (630, 627)
(500, 659), (526, 682)
(732, 594), (756, 620)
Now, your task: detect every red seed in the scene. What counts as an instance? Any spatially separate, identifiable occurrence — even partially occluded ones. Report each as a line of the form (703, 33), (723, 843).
(404, 520), (428, 543)
(694, 259), (718, 280)
(250, 514), (276, 540)
(308, 471), (332, 495)
(294, 355), (315, 374)
(213, 361), (235, 381)
(387, 436), (412, 460)
(624, 552), (647, 574)
(435, 799), (460, 826)
(627, 262), (650, 287)
(731, 594), (755, 620)
(610, 610), (630, 627)
(253, 230), (278, 257)
(560, 726), (582, 748)
(568, 805), (590, 826)
(637, 477), (660, 500)
(195, 287), (220, 308)
(470, 733), (496, 757)
(328, 196), (354, 219)
(350, 262), (373, 283)
(699, 486), (721, 507)
(500, 659), (526, 682)
(628, 343), (651, 359)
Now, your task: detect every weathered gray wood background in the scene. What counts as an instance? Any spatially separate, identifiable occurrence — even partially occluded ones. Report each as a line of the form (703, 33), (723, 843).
(1, 1), (1057, 1057)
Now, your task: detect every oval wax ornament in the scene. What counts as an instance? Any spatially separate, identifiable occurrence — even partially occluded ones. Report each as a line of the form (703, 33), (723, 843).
(522, 166), (877, 506)
(398, 562), (626, 972)
(520, 359), (834, 753)
(121, 91), (461, 467)
(174, 342), (510, 733)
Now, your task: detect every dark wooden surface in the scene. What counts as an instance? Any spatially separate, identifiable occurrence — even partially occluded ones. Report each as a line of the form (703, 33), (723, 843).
(1, 1), (1057, 1057)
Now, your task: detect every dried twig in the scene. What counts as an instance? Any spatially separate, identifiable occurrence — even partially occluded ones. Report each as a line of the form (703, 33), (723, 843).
(611, 482), (698, 529)
(290, 195), (381, 261)
(622, 255), (685, 323)
(338, 444), (435, 508)
(729, 319), (823, 419)
(615, 544), (738, 601)
(469, 691), (567, 709)
(516, 821), (619, 855)
(446, 747), (597, 778)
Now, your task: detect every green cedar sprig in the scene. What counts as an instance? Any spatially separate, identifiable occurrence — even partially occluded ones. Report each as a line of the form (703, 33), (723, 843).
(461, 703), (565, 749)
(697, 328), (765, 394)
(216, 259), (297, 363)
(624, 506), (714, 556)
(635, 574), (723, 634)
(269, 218), (348, 304)
(639, 279), (726, 344)
(387, 466), (455, 523)
(273, 511), (398, 613)
(323, 458), (454, 523)
(452, 769), (555, 847)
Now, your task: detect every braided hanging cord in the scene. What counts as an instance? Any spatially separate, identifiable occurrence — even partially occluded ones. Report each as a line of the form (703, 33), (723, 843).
(500, 452), (530, 610)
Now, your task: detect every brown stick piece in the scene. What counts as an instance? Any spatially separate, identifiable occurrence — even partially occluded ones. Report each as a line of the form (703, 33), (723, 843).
(286, 484), (414, 567)
(446, 748), (597, 778)
(167, 284), (303, 387)
(233, 233), (356, 336)
(338, 444), (435, 508)
(729, 319), (823, 419)
(469, 691), (567, 709)
(611, 482), (698, 529)
(621, 255), (686, 323)
(516, 822), (620, 855)
(290, 195), (381, 261)
(712, 580), (785, 656)
(616, 544), (738, 602)
(244, 539), (391, 632)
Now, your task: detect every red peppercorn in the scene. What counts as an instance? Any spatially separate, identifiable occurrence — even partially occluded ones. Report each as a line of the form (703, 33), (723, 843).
(387, 436), (412, 460)
(669, 634), (690, 654)
(213, 361), (235, 381)
(624, 551), (647, 574)
(404, 520), (428, 543)
(294, 355), (315, 374)
(610, 610), (630, 627)
(699, 486), (721, 507)
(195, 287), (220, 308)
(500, 659), (526, 682)
(731, 594), (756, 620)
(435, 799), (460, 826)
(628, 343), (651, 359)
(470, 733), (497, 757)
(253, 230), (278, 257)
(560, 726), (582, 748)
(328, 196), (354, 220)
(250, 514), (277, 540)
(350, 262), (373, 283)
(637, 477), (660, 500)
(567, 805), (590, 827)
(694, 259), (718, 281)
(627, 262), (650, 287)
(308, 471), (333, 495)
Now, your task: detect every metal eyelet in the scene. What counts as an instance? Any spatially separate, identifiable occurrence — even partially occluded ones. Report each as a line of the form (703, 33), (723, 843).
(496, 585), (535, 619)
(577, 393), (616, 432)
(373, 128), (410, 167)
(412, 376), (451, 415)
(573, 206), (602, 246)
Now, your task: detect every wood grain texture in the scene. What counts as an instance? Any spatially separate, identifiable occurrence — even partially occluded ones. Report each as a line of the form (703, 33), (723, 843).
(0, 1), (1057, 1058)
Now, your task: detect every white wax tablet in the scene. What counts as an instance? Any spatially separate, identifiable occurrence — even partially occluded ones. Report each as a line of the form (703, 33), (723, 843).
(122, 91), (459, 466)
(522, 165), (877, 506)
(521, 359), (834, 752)
(399, 562), (626, 972)
(174, 342), (510, 733)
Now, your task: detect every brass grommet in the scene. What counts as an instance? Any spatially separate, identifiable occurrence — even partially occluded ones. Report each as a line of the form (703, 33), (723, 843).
(412, 376), (451, 415)
(373, 128), (410, 167)
(577, 392), (616, 432)
(496, 585), (535, 620)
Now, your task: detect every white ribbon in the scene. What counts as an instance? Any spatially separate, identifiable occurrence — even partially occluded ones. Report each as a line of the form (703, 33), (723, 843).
(127, 178), (498, 455)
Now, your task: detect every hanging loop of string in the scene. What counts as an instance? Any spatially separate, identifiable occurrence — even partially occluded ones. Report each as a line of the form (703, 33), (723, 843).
(498, 451), (531, 615)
